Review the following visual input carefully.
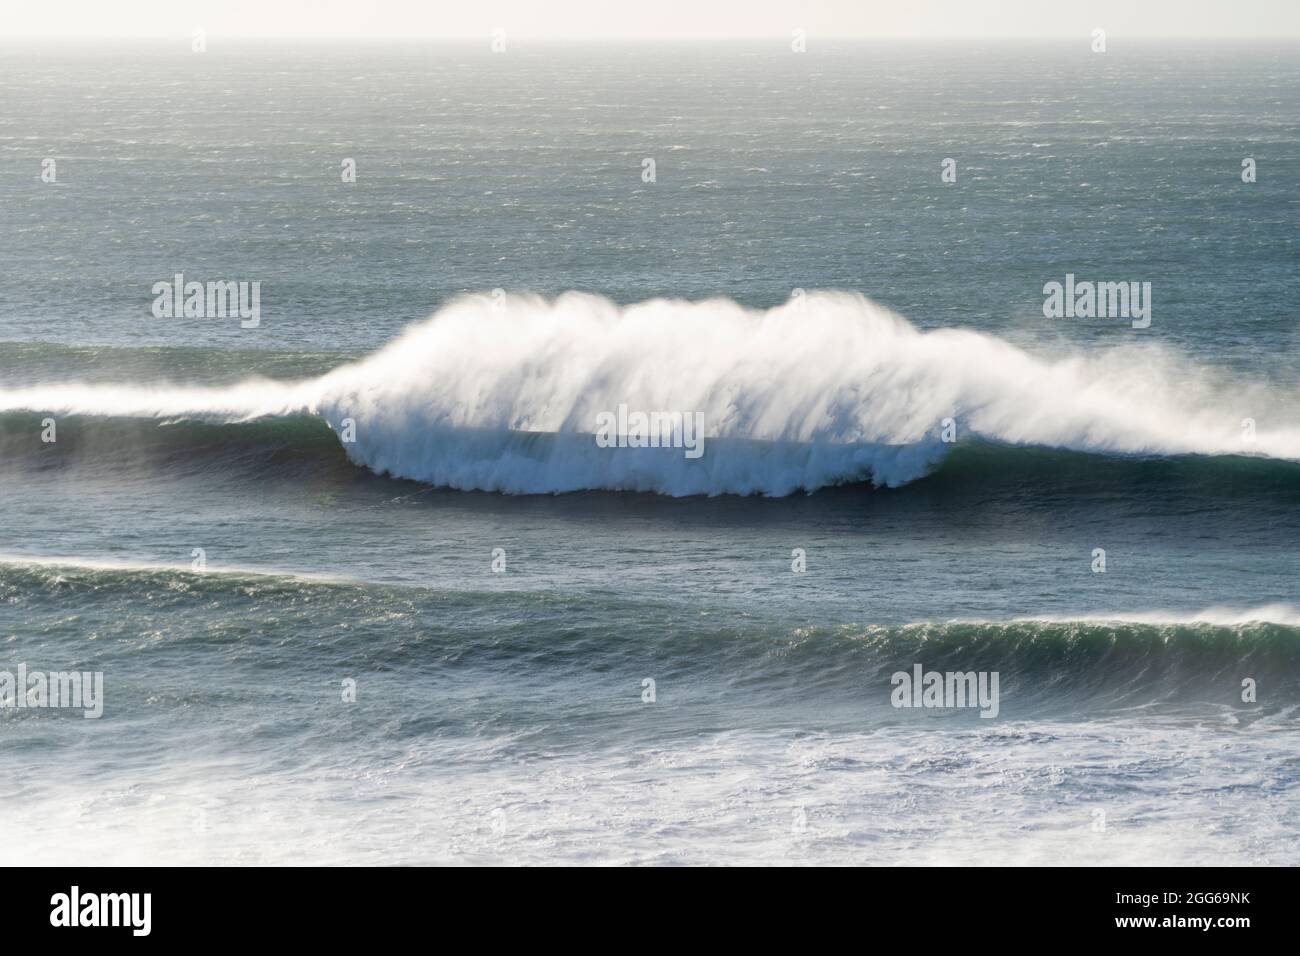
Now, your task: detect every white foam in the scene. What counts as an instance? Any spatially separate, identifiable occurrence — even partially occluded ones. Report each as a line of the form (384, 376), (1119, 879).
(0, 552), (354, 584)
(1012, 604), (1300, 627)
(2, 292), (1297, 495)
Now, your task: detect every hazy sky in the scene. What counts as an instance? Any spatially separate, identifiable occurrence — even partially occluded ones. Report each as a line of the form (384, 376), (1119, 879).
(3, 0), (1297, 39)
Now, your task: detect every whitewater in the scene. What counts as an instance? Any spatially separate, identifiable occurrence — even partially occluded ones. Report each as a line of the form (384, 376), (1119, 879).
(2, 292), (1297, 496)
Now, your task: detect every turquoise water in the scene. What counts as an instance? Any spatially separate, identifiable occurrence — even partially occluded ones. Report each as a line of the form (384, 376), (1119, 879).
(0, 41), (1297, 864)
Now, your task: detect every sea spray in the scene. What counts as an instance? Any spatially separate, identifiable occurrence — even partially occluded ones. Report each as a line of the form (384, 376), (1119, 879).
(0, 292), (1296, 496)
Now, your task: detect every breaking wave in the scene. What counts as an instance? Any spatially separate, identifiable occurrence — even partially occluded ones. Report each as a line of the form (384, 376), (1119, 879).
(1, 292), (1297, 495)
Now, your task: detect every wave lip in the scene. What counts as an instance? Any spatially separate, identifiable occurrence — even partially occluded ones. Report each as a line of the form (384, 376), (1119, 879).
(3, 291), (1299, 496)
(1010, 604), (1300, 627)
(0, 552), (356, 585)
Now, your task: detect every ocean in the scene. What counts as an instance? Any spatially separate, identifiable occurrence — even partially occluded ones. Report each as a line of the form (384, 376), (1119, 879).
(0, 40), (1297, 865)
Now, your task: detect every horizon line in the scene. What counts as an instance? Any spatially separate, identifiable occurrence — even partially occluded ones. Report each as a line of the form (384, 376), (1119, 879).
(5, 33), (1300, 42)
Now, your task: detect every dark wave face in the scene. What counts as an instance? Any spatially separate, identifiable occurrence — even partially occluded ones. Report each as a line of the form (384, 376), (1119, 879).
(0, 410), (348, 483)
(4, 407), (1300, 508)
(5, 374), (1293, 526)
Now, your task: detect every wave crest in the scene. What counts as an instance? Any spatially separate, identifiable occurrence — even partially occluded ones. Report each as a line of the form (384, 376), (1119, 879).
(2, 291), (1298, 495)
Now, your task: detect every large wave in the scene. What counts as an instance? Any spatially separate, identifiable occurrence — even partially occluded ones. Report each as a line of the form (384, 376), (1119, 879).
(1, 292), (1297, 495)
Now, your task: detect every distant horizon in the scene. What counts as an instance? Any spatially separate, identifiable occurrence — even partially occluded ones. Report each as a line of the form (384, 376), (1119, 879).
(7, 34), (1300, 43)
(4, 0), (1297, 41)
